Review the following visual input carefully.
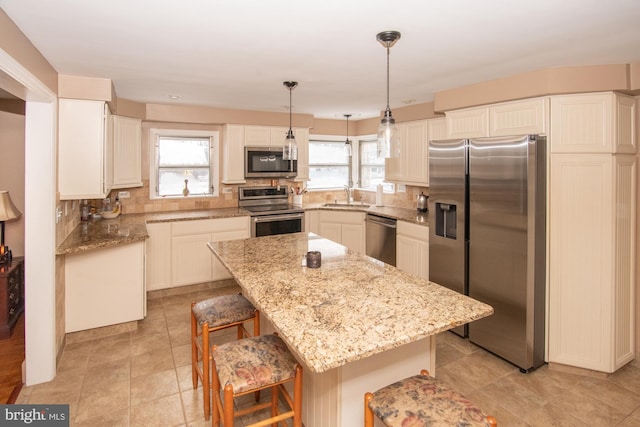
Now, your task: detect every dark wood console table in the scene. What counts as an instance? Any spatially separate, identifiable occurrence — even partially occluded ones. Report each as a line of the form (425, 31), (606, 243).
(0, 257), (24, 339)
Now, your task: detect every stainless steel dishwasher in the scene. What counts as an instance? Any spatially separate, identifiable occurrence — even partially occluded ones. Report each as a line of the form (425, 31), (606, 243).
(365, 213), (397, 266)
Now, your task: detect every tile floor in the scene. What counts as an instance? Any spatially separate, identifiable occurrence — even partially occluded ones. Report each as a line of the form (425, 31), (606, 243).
(16, 280), (640, 426)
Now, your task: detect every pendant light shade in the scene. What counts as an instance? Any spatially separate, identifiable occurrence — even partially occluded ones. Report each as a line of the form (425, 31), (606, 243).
(283, 81), (298, 161)
(376, 31), (401, 158)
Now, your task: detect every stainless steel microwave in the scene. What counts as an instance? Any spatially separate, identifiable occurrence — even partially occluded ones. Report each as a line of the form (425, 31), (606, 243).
(245, 146), (297, 179)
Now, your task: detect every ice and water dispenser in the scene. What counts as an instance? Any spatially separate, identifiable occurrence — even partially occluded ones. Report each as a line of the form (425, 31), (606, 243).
(434, 202), (457, 239)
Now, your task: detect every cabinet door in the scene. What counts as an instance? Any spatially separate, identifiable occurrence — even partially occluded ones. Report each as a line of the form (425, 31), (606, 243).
(489, 98), (548, 137)
(58, 99), (110, 200)
(403, 120), (428, 185)
(548, 154), (635, 372)
(112, 115), (142, 188)
(551, 93), (636, 154)
(293, 128), (309, 181)
(146, 222), (172, 291)
(427, 117), (446, 142)
(445, 107), (489, 139)
(245, 126), (272, 146)
(222, 125), (246, 184)
(318, 222), (342, 244)
(305, 210), (319, 233)
(396, 222), (429, 280)
(341, 223), (365, 254)
(171, 233), (213, 287)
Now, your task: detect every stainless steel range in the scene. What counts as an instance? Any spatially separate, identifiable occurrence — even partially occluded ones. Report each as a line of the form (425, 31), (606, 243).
(239, 186), (305, 237)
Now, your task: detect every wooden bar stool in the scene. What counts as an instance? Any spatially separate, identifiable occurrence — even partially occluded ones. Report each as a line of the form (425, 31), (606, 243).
(364, 370), (497, 427)
(191, 293), (260, 420)
(211, 333), (302, 427)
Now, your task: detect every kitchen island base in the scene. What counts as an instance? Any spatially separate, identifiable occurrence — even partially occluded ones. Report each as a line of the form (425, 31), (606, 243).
(261, 315), (436, 427)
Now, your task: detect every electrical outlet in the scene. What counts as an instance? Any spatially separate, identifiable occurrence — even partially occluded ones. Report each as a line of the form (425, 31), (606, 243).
(223, 187), (233, 194)
(56, 206), (62, 223)
(397, 184), (407, 192)
(118, 191), (130, 199)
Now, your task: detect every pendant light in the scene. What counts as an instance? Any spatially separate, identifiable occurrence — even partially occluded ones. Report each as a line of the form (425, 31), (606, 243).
(344, 114), (352, 157)
(376, 30), (401, 158)
(283, 81), (298, 161)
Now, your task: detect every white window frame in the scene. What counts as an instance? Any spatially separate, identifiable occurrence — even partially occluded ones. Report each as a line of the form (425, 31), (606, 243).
(149, 128), (220, 199)
(357, 135), (392, 192)
(308, 134), (355, 190)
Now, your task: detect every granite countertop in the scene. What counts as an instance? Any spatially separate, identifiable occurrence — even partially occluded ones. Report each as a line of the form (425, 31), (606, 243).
(307, 203), (429, 226)
(56, 208), (250, 255)
(207, 232), (492, 373)
(56, 214), (150, 255)
(56, 204), (426, 255)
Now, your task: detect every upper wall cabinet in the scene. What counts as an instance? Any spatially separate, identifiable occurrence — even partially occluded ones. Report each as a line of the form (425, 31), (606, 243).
(222, 124), (309, 184)
(58, 99), (113, 200)
(112, 115), (142, 189)
(445, 97), (549, 139)
(385, 117), (445, 186)
(222, 125), (246, 184)
(550, 92), (636, 154)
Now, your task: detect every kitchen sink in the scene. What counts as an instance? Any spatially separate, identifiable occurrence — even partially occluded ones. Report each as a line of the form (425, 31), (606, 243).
(322, 202), (370, 209)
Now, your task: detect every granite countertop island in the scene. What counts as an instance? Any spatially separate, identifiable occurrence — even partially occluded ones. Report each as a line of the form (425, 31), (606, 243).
(208, 232), (492, 426)
(208, 232), (491, 373)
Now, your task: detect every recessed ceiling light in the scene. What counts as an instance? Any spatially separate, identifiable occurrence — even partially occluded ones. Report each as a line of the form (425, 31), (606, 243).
(401, 98), (416, 104)
(168, 95), (180, 99)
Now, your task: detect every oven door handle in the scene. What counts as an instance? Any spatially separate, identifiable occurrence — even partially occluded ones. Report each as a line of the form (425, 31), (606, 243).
(252, 213), (304, 223)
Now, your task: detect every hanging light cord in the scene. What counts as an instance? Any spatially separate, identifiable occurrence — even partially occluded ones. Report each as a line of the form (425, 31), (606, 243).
(385, 41), (391, 112)
(289, 85), (293, 131)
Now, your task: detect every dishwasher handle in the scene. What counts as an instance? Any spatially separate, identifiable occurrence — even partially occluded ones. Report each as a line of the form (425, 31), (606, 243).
(365, 214), (397, 228)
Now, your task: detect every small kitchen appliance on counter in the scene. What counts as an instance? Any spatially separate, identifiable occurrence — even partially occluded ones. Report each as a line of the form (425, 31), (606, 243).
(417, 192), (428, 212)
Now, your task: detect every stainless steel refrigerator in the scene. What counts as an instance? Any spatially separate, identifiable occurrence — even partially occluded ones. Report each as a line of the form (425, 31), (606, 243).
(428, 135), (546, 372)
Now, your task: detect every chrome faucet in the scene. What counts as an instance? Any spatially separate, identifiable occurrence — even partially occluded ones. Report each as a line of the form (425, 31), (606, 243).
(344, 185), (354, 204)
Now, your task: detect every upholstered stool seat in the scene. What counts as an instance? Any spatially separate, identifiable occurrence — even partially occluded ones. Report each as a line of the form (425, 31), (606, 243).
(365, 370), (497, 427)
(211, 333), (302, 427)
(191, 293), (259, 420)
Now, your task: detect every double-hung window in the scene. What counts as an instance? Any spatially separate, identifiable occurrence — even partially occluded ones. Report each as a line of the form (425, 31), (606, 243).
(359, 138), (390, 191)
(308, 139), (350, 189)
(150, 129), (219, 198)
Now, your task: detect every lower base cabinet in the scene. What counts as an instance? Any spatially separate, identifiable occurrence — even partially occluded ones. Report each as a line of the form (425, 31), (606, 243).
(396, 221), (429, 280)
(316, 211), (365, 254)
(146, 217), (250, 291)
(65, 241), (145, 333)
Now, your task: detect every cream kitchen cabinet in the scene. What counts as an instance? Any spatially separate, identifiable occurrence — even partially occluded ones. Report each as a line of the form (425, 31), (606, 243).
(170, 217), (250, 288)
(293, 127), (310, 181)
(445, 97), (548, 139)
(317, 210), (366, 254)
(305, 210), (319, 233)
(396, 221), (429, 280)
(58, 98), (113, 200)
(222, 124), (309, 183)
(65, 241), (145, 332)
(222, 125), (246, 184)
(145, 222), (172, 291)
(385, 117), (445, 186)
(550, 92), (636, 154)
(548, 92), (636, 373)
(112, 115), (143, 189)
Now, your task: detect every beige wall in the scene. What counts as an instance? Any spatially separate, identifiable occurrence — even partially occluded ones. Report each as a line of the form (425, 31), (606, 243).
(0, 9), (57, 96)
(0, 110), (25, 257)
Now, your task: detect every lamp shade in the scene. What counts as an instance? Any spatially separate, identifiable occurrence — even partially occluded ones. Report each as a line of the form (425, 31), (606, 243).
(0, 191), (22, 222)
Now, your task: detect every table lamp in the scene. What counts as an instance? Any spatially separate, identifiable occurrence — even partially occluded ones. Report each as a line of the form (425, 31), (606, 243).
(0, 191), (22, 264)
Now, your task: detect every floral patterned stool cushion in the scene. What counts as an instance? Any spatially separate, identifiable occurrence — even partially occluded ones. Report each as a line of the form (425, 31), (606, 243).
(192, 293), (257, 328)
(365, 371), (496, 427)
(190, 293), (260, 420)
(211, 334), (303, 427)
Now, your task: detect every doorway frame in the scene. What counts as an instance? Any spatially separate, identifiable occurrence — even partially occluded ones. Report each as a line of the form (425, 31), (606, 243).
(0, 47), (57, 385)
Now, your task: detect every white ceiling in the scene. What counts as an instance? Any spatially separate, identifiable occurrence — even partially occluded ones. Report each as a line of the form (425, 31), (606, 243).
(2, 0), (640, 119)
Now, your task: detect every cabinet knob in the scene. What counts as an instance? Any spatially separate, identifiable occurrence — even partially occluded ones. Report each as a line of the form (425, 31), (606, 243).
(9, 308), (15, 315)
(8, 292), (14, 300)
